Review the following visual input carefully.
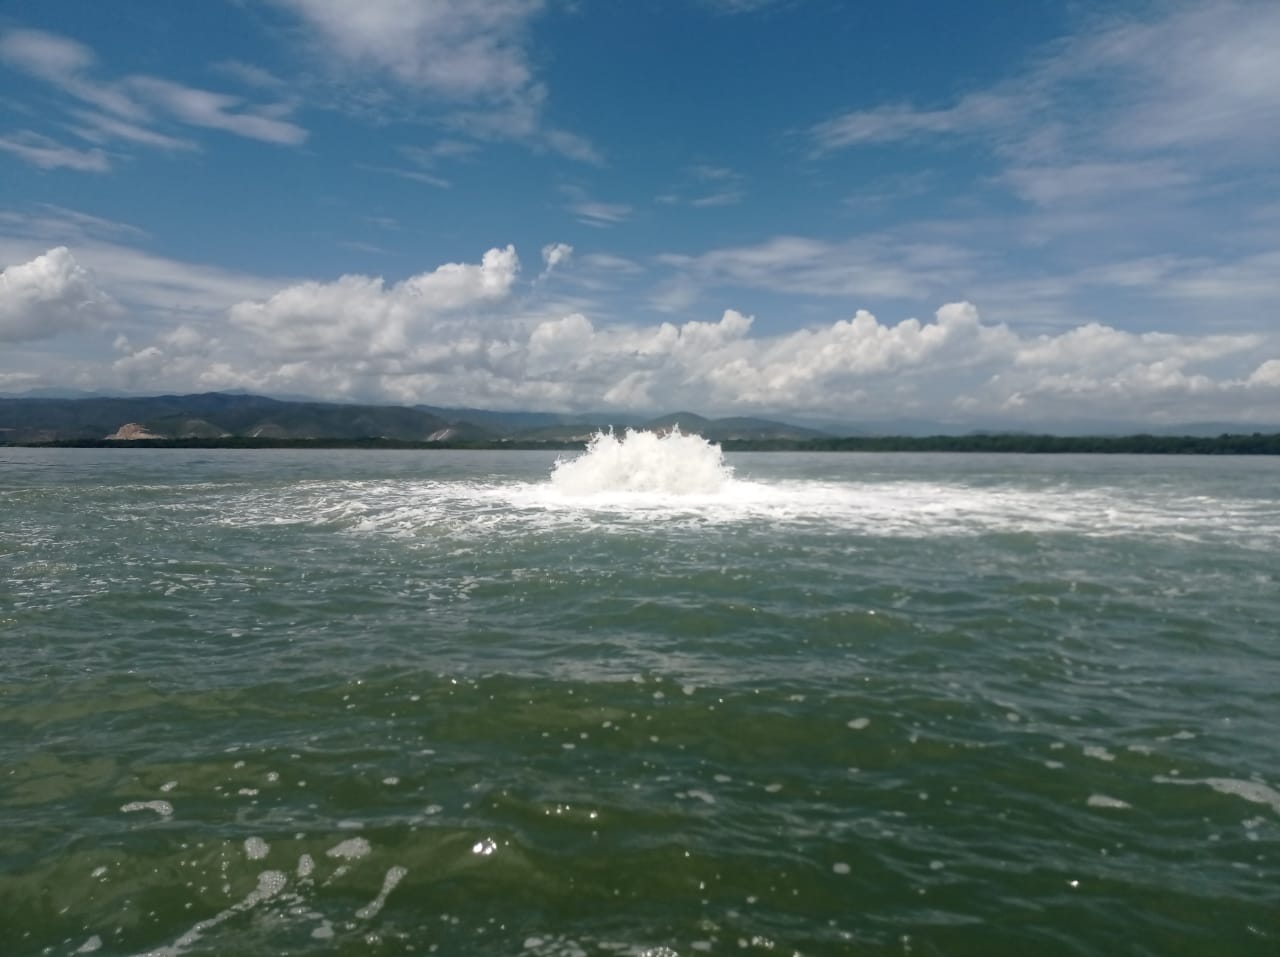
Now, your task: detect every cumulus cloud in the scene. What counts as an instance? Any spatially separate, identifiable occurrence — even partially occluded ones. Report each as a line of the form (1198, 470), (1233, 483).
(1247, 359), (1280, 388)
(0, 246), (119, 341)
(4, 243), (1277, 426)
(229, 246), (520, 357)
(211, 249), (1279, 422)
(0, 236), (290, 321)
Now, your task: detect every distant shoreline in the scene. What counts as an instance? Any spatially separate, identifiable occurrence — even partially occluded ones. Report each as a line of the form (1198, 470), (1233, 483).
(7, 434), (1280, 454)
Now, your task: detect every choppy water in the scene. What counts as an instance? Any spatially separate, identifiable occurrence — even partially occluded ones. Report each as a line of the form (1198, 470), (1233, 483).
(2, 439), (1278, 956)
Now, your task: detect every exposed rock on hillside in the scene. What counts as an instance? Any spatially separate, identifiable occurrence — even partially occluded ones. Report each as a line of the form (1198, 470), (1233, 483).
(106, 423), (166, 440)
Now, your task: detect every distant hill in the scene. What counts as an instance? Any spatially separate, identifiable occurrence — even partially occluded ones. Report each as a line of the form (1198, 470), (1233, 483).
(416, 405), (646, 436)
(0, 393), (474, 444)
(641, 412), (824, 440)
(8, 392), (1272, 448)
(0, 393), (825, 445)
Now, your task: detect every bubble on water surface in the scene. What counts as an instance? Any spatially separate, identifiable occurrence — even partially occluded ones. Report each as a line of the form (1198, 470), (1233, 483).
(121, 800), (173, 818)
(356, 865), (408, 919)
(1087, 794), (1132, 809)
(326, 837), (371, 860)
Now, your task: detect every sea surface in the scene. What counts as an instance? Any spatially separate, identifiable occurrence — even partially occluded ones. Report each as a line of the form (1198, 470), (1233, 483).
(2, 437), (1277, 956)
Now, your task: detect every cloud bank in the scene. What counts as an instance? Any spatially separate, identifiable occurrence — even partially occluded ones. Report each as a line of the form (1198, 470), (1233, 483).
(7, 244), (1278, 426)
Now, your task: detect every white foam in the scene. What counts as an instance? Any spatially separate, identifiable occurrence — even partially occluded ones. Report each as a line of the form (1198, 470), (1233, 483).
(356, 865), (408, 919)
(1154, 775), (1280, 813)
(121, 801), (173, 818)
(130, 870), (287, 957)
(203, 445), (1280, 546)
(326, 837), (371, 860)
(1087, 794), (1132, 809)
(550, 428), (733, 496)
(243, 837), (269, 860)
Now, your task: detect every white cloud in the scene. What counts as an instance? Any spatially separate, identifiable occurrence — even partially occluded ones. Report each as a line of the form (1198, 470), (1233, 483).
(229, 246), (520, 357)
(69, 109), (198, 152)
(812, 92), (1015, 152)
(657, 235), (972, 303)
(213, 255), (1277, 422)
(810, 2), (1280, 200)
(274, 0), (538, 99)
(0, 231), (293, 335)
(572, 201), (631, 227)
(660, 164), (747, 208)
(561, 186), (632, 228)
(1077, 1), (1280, 155)
(1014, 323), (1257, 372)
(540, 242), (573, 274)
(125, 77), (306, 146)
(1003, 161), (1195, 207)
(0, 27), (306, 159)
(0, 246), (119, 341)
(215, 60), (288, 91)
(3, 242), (1277, 425)
(0, 28), (101, 89)
(0, 132), (110, 171)
(1247, 359), (1280, 388)
(271, 0), (596, 161)
(580, 253), (643, 274)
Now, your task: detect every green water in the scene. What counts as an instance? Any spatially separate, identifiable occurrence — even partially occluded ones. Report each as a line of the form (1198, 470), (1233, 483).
(2, 446), (1277, 956)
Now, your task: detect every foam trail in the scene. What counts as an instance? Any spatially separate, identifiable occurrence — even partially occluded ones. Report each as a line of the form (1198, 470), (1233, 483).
(131, 870), (287, 957)
(550, 428), (733, 496)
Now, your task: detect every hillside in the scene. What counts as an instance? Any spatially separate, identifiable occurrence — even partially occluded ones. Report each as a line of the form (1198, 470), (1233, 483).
(0, 393), (817, 445)
(0, 393), (476, 444)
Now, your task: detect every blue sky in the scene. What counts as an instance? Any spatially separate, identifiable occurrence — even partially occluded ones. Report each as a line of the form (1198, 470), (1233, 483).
(2, 0), (1278, 426)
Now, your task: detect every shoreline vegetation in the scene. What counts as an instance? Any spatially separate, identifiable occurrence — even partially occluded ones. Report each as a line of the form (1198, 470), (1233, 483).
(11, 433), (1280, 454)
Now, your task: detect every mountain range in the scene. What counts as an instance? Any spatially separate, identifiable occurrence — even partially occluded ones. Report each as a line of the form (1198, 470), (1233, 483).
(0, 393), (823, 444)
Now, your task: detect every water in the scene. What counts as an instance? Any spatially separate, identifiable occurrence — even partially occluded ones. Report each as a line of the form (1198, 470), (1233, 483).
(2, 438), (1277, 956)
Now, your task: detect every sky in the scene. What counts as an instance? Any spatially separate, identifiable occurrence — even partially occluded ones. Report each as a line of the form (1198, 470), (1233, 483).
(1, 0), (1279, 428)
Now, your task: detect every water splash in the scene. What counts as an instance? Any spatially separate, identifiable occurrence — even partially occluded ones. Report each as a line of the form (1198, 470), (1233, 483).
(549, 428), (734, 496)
